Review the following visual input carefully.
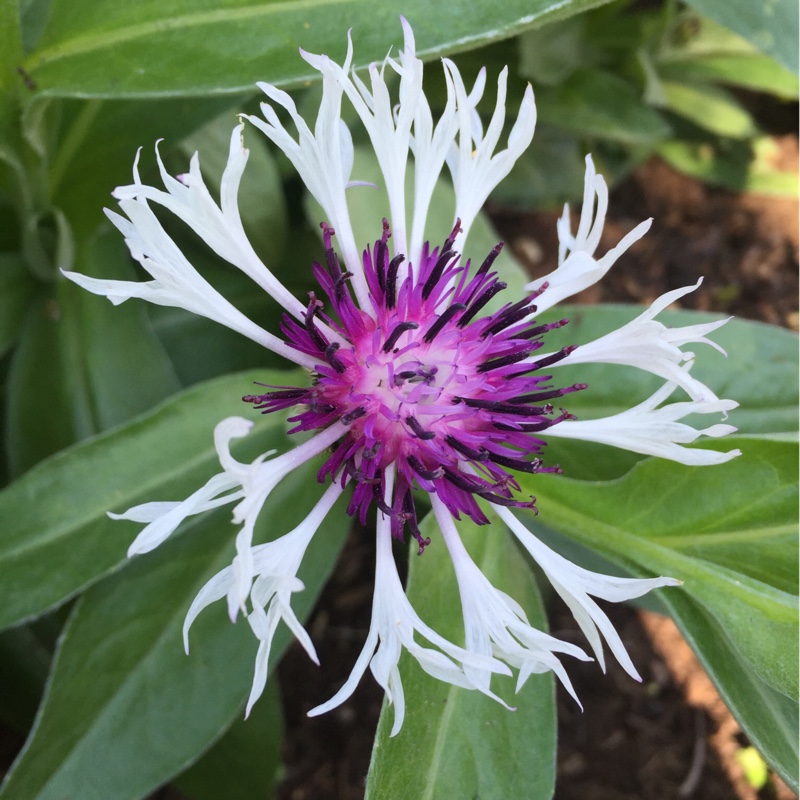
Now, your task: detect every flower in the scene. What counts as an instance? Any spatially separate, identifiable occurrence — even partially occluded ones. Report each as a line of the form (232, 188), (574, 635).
(64, 19), (740, 733)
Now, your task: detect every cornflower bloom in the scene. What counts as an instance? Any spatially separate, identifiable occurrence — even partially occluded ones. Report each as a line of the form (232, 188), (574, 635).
(65, 19), (740, 734)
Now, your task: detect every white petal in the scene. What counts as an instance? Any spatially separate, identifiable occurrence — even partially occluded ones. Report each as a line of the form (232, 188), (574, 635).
(432, 495), (589, 702)
(308, 630), (379, 718)
(497, 507), (679, 681)
(183, 479), (344, 701)
(183, 563), (235, 652)
(542, 280), (730, 401)
(108, 501), (180, 524)
(444, 60), (536, 250)
(62, 193), (317, 370)
(124, 472), (240, 556)
(548, 381), (741, 465)
(527, 155), (651, 313)
(309, 465), (507, 734)
(247, 40), (371, 310)
(245, 604), (279, 716)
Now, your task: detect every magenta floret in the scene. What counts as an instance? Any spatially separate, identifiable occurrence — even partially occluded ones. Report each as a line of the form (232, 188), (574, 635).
(244, 220), (585, 552)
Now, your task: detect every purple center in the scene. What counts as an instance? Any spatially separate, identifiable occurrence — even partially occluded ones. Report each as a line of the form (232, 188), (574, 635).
(244, 220), (585, 552)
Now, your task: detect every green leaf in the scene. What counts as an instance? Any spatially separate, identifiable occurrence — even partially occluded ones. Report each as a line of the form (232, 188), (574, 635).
(661, 590), (799, 791)
(660, 81), (757, 139)
(366, 512), (556, 800)
(22, 0), (615, 98)
(174, 679), (283, 800)
(20, 94), (61, 162)
(5, 227), (181, 475)
(516, 436), (799, 782)
(658, 55), (799, 100)
(19, 0), (52, 54)
(682, 0), (798, 73)
(0, 0), (23, 93)
(518, 15), (587, 86)
(0, 368), (298, 631)
(0, 624), (51, 732)
(528, 437), (800, 694)
(535, 69), (670, 145)
(0, 465), (347, 800)
(657, 137), (800, 197)
(0, 253), (37, 358)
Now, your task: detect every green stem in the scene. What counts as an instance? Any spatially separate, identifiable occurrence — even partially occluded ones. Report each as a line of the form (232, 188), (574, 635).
(49, 99), (103, 197)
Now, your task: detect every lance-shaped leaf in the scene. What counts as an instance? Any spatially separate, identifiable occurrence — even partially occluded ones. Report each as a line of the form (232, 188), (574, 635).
(682, 0), (798, 72)
(5, 228), (181, 475)
(22, 0), (615, 98)
(0, 368), (305, 630)
(516, 436), (799, 786)
(0, 463), (348, 800)
(366, 511), (557, 800)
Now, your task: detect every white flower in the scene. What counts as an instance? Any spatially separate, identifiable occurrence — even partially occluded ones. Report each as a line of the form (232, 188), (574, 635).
(65, 19), (740, 731)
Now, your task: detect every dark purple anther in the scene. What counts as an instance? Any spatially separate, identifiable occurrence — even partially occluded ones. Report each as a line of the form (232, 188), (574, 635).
(406, 416), (436, 440)
(385, 254), (405, 308)
(383, 321), (419, 353)
(423, 303), (466, 342)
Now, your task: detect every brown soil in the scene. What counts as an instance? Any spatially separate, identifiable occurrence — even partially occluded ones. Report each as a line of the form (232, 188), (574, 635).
(497, 135), (799, 332)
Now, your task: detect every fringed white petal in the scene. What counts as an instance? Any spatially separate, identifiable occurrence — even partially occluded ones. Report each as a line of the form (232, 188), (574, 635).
(62, 199), (316, 369)
(246, 36), (371, 309)
(547, 380), (742, 465)
(181, 480), (344, 715)
(497, 507), (679, 680)
(299, 19), (421, 279)
(528, 155), (651, 314)
(405, 27), (459, 267)
(444, 61), (537, 251)
(111, 416), (258, 556)
(432, 495), (589, 707)
(244, 605), (278, 716)
(541, 280), (731, 401)
(115, 415), (345, 607)
(308, 466), (508, 736)
(223, 421), (350, 609)
(109, 501), (181, 524)
(110, 126), (304, 321)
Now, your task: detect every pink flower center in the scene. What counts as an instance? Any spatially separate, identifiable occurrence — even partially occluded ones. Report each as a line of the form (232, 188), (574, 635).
(244, 220), (586, 551)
